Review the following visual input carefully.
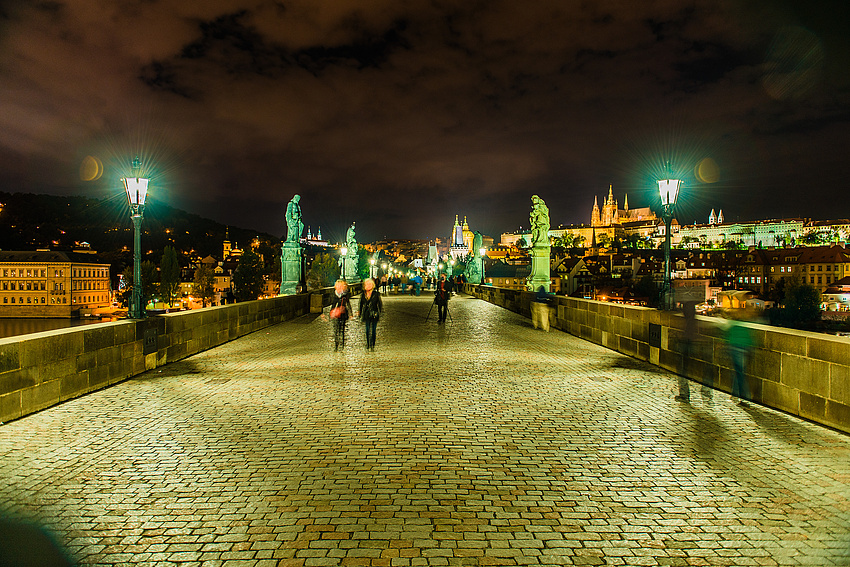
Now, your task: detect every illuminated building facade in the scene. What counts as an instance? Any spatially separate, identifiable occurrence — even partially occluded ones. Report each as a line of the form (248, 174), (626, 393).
(0, 251), (111, 317)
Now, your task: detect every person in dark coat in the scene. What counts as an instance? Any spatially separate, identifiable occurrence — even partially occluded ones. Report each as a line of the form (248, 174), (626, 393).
(324, 279), (352, 351)
(358, 278), (383, 351)
(435, 273), (451, 323)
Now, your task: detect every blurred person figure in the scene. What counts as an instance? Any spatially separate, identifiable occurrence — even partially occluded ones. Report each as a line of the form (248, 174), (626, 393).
(358, 278), (383, 351)
(725, 309), (755, 406)
(675, 301), (713, 403)
(323, 279), (352, 352)
(532, 285), (552, 331)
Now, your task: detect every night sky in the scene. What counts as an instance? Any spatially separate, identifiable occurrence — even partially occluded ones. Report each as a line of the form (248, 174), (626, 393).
(1, 1), (848, 244)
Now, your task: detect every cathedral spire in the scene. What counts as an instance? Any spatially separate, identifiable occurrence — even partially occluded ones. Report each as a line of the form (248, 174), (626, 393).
(624, 194), (629, 211)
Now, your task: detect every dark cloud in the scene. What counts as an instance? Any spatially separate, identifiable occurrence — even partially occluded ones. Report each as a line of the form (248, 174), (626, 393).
(0, 0), (847, 242)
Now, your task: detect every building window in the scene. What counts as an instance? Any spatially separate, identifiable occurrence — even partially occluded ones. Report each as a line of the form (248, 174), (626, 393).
(10, 297), (14, 304)
(40, 297), (44, 304)
(2, 298), (6, 304)
(811, 276), (815, 283)
(19, 297), (22, 304)
(818, 276), (822, 284)
(818, 265), (823, 271)
(26, 297), (31, 304)
(41, 270), (46, 278)
(780, 266), (785, 273)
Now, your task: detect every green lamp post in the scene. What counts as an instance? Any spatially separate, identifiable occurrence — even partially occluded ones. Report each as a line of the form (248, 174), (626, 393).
(657, 162), (682, 310)
(122, 157), (149, 319)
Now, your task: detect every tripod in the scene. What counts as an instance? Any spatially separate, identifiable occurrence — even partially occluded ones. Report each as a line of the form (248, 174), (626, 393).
(425, 299), (452, 323)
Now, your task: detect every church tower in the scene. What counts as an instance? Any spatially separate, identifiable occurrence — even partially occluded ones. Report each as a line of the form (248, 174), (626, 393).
(602, 185), (616, 226)
(223, 227), (232, 259)
(709, 209), (717, 225)
(717, 210), (724, 224)
(591, 196), (601, 226)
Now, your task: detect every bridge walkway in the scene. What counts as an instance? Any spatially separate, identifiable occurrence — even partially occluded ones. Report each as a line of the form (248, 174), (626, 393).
(1, 293), (848, 566)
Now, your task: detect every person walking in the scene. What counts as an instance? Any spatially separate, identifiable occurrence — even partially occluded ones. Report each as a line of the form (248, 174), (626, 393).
(435, 273), (451, 323)
(324, 279), (352, 352)
(725, 310), (754, 406)
(358, 278), (383, 351)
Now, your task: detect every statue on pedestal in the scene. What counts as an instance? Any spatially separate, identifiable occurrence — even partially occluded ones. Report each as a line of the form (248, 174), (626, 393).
(285, 194), (304, 243)
(340, 222), (360, 283)
(280, 194), (305, 295)
(530, 195), (550, 247)
(466, 231), (484, 284)
(527, 195), (551, 292)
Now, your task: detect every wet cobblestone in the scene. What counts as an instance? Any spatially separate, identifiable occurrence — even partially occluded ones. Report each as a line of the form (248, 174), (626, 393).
(1, 294), (849, 566)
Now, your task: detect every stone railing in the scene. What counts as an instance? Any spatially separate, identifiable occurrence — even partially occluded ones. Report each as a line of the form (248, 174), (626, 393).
(0, 289), (340, 424)
(464, 284), (850, 434)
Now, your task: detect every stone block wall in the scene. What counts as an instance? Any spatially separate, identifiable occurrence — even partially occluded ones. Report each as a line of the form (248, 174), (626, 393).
(0, 293), (315, 424)
(465, 284), (850, 434)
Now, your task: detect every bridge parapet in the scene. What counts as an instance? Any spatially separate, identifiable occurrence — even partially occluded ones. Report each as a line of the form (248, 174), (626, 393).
(0, 288), (347, 424)
(464, 284), (850, 434)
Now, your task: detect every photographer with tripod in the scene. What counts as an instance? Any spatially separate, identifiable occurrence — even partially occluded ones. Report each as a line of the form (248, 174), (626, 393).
(434, 273), (451, 323)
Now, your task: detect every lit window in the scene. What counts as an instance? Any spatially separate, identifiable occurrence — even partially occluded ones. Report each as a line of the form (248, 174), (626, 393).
(780, 266), (785, 273)
(40, 297), (44, 304)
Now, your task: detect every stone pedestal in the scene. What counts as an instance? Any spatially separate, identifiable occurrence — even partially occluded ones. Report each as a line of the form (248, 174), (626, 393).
(526, 245), (550, 292)
(280, 242), (303, 295)
(342, 251), (360, 284)
(467, 257), (482, 285)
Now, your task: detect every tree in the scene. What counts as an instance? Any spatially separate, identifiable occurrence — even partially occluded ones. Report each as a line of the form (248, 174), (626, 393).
(357, 247), (370, 281)
(192, 264), (216, 307)
(232, 248), (265, 301)
(306, 252), (340, 290)
(121, 261), (158, 309)
(159, 245), (181, 307)
(633, 274), (660, 308)
(596, 234), (611, 248)
(783, 280), (821, 327)
(677, 235), (700, 249)
(516, 236), (528, 249)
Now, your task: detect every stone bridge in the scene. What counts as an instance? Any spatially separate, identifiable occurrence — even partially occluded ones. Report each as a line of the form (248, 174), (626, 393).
(1, 293), (848, 566)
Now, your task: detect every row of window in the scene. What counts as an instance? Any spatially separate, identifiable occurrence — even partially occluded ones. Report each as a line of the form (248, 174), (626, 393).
(73, 269), (107, 278)
(3, 297), (49, 304)
(2, 281), (46, 291)
(72, 296), (107, 304)
(72, 281), (105, 291)
(2, 269), (47, 278)
(1, 268), (107, 278)
(1, 294), (106, 305)
(741, 275), (836, 286)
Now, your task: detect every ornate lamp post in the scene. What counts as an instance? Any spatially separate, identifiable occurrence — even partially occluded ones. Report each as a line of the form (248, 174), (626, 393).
(657, 162), (682, 310)
(122, 156), (149, 319)
(370, 258), (376, 279)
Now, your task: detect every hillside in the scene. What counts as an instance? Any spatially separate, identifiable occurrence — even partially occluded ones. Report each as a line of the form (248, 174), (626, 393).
(0, 192), (282, 273)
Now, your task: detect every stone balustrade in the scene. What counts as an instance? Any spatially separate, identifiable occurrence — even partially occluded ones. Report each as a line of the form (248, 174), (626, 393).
(465, 284), (850, 434)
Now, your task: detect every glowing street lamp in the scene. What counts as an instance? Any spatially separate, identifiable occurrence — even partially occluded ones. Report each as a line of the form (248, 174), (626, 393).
(657, 162), (682, 310)
(122, 156), (149, 319)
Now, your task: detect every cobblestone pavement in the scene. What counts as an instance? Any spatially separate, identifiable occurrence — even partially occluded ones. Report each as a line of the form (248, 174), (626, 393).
(1, 294), (849, 567)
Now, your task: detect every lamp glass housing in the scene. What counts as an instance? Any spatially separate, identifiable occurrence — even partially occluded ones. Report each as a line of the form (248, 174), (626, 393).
(657, 178), (681, 206)
(123, 177), (149, 207)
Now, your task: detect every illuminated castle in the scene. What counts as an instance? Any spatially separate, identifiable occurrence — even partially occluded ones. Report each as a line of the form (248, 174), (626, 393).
(591, 185), (656, 227)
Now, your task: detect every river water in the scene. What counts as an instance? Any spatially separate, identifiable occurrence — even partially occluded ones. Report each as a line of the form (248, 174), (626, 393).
(0, 318), (114, 340)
